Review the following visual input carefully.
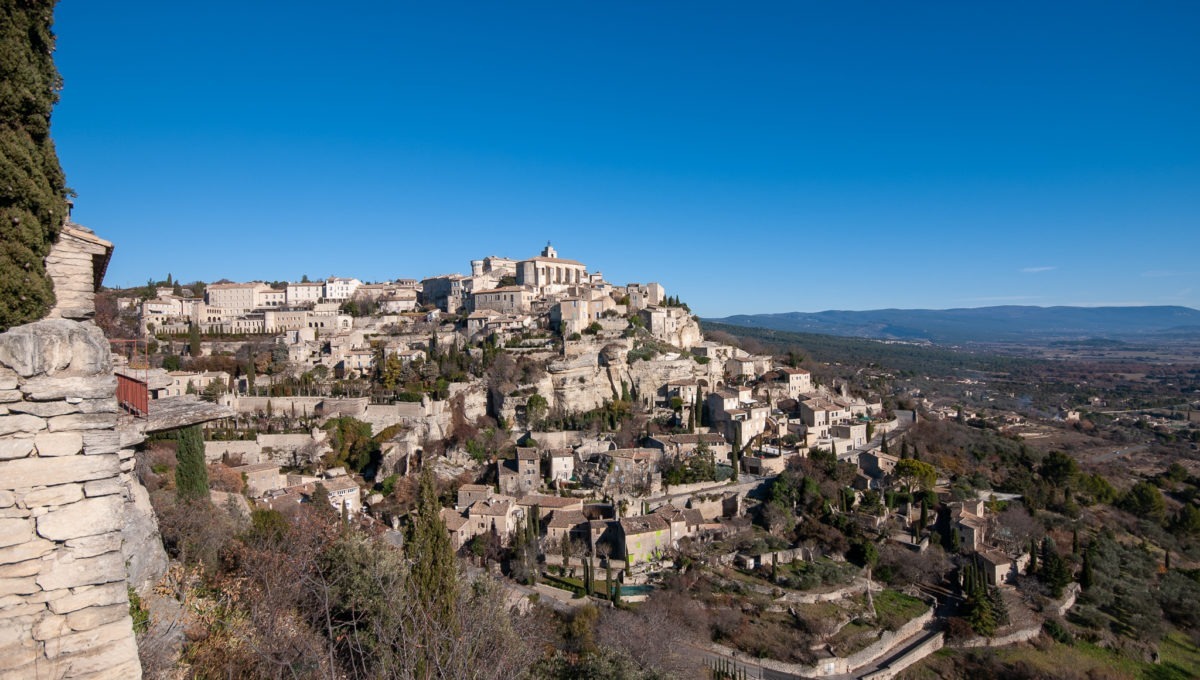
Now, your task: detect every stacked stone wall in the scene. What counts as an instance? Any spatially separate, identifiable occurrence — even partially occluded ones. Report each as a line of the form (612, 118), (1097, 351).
(0, 319), (143, 679)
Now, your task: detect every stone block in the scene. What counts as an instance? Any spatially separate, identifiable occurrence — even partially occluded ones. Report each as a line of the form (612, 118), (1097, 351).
(21, 375), (116, 401)
(32, 613), (69, 641)
(46, 583), (126, 615)
(0, 439), (34, 461)
(82, 478), (123, 498)
(0, 318), (110, 378)
(82, 430), (120, 455)
(0, 507), (29, 519)
(7, 400), (77, 417)
(0, 576), (38, 597)
(65, 533), (121, 559)
(0, 537), (54, 564)
(0, 454), (119, 489)
(33, 431), (83, 457)
(0, 558), (42, 579)
(0, 414), (46, 436)
(0, 491), (12, 508)
(0, 600), (43, 618)
(0, 391), (20, 403)
(42, 617), (133, 659)
(49, 632), (140, 676)
(0, 640), (38, 673)
(66, 603), (128, 632)
(77, 398), (119, 414)
(0, 368), (16, 391)
(35, 495), (124, 541)
(22, 483), (84, 508)
(47, 413), (116, 432)
(0, 518), (32, 549)
(35, 550), (125, 591)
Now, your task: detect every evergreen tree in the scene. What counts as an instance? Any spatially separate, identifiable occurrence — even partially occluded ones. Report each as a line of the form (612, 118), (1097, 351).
(918, 499), (928, 539)
(988, 586), (1010, 627)
(188, 322), (201, 356)
(0, 0), (70, 330)
(174, 425), (209, 502)
(1039, 536), (1071, 598)
(407, 466), (458, 628)
(1080, 545), (1095, 589)
(881, 434), (889, 455)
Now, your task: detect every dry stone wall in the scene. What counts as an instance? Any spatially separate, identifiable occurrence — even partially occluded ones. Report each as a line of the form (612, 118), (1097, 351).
(0, 319), (145, 679)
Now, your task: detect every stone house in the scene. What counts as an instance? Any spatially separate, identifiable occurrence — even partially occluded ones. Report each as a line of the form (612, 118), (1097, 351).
(517, 494), (584, 522)
(439, 508), (471, 551)
(205, 282), (271, 314)
(499, 447), (541, 496)
(799, 397), (850, 440)
(653, 504), (705, 544)
(319, 476), (362, 516)
(323, 277), (362, 301)
(546, 509), (589, 547)
(619, 514), (672, 565)
(286, 281), (326, 306)
(638, 306), (701, 349)
(624, 282), (664, 312)
(763, 367), (813, 400)
(233, 462), (285, 497)
(645, 433), (732, 466)
(830, 421), (868, 450)
(467, 495), (522, 546)
(547, 448), (575, 483)
(456, 483), (493, 511)
(471, 285), (534, 315)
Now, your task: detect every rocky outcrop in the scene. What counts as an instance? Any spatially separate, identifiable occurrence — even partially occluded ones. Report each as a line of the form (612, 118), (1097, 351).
(0, 318), (152, 679)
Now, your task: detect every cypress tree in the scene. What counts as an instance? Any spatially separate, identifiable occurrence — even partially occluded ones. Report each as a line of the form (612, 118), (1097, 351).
(1080, 545), (1095, 589)
(0, 0), (70, 330)
(407, 466), (457, 627)
(188, 322), (201, 356)
(174, 425), (209, 501)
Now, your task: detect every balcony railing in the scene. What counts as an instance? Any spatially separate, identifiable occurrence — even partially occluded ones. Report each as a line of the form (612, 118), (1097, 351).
(117, 373), (149, 417)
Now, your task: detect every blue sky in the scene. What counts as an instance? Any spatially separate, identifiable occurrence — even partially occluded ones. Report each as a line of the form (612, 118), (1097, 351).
(52, 1), (1199, 317)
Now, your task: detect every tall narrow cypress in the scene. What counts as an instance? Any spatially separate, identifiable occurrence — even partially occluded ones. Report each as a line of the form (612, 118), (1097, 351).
(174, 425), (209, 501)
(0, 0), (70, 330)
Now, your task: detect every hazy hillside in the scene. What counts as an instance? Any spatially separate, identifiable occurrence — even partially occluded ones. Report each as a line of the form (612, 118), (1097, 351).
(706, 305), (1200, 344)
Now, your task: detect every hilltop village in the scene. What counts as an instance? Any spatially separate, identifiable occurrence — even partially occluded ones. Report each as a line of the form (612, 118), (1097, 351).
(94, 243), (1090, 678)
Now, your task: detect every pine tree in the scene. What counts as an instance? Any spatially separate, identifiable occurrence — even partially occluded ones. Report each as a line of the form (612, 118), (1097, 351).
(174, 425), (209, 502)
(988, 586), (1010, 627)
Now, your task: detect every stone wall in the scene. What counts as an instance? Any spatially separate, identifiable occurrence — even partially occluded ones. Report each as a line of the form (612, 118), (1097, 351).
(859, 630), (945, 680)
(0, 319), (149, 679)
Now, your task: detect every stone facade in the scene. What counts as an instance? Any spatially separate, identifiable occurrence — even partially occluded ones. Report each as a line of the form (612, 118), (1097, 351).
(0, 319), (145, 679)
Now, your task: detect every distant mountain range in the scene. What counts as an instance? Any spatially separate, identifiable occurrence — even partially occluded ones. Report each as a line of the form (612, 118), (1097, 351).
(705, 305), (1200, 345)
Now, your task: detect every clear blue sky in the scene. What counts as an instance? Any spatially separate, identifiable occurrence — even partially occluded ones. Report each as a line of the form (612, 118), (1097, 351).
(52, 1), (1199, 317)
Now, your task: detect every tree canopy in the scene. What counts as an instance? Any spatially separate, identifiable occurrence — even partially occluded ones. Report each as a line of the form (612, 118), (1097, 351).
(0, 0), (70, 329)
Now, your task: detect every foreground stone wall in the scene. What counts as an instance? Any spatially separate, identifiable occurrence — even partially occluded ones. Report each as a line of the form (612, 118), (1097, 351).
(0, 319), (142, 679)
